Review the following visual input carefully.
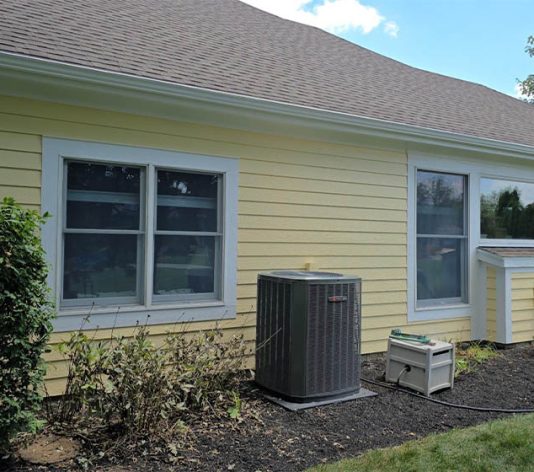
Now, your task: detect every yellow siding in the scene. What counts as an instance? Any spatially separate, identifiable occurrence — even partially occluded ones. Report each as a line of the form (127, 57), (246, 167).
(511, 273), (534, 343)
(0, 133), (41, 210)
(486, 266), (497, 342)
(0, 95), (471, 395)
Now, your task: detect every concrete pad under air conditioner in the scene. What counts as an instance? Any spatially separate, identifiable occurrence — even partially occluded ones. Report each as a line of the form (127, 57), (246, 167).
(262, 388), (377, 412)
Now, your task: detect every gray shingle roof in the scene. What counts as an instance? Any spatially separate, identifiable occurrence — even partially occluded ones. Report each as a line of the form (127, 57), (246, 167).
(1, 0), (534, 148)
(479, 247), (534, 258)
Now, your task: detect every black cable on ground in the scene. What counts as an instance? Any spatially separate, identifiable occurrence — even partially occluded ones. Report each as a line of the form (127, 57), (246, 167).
(361, 377), (534, 413)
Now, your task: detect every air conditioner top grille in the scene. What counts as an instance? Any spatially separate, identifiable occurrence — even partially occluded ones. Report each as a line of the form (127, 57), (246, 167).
(259, 271), (360, 282)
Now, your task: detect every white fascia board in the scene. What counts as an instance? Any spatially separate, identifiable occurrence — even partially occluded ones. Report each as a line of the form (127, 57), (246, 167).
(477, 250), (507, 268)
(2, 51), (534, 159)
(477, 249), (534, 269)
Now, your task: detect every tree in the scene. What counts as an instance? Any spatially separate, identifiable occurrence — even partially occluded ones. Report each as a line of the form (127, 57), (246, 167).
(496, 188), (523, 238)
(518, 35), (534, 103)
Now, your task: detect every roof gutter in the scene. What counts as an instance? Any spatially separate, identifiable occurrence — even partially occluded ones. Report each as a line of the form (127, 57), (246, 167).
(1, 51), (534, 160)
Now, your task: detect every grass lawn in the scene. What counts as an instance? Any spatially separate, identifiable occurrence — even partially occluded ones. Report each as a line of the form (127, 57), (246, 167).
(308, 413), (534, 472)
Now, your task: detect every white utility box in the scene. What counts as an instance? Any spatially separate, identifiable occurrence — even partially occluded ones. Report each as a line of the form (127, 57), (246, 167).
(385, 338), (455, 396)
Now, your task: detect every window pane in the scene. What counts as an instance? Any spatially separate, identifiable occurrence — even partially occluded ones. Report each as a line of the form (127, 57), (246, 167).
(417, 171), (465, 235)
(157, 170), (218, 232)
(417, 237), (465, 303)
(63, 234), (139, 300)
(153, 235), (218, 297)
(481, 178), (534, 239)
(66, 162), (141, 230)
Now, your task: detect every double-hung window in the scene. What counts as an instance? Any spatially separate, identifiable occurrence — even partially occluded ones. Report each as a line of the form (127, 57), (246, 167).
(43, 139), (238, 331)
(153, 169), (221, 302)
(416, 170), (468, 308)
(63, 162), (145, 305)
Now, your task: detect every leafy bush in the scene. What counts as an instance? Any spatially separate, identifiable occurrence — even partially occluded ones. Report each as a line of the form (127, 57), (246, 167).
(49, 325), (249, 443)
(0, 197), (54, 451)
(455, 342), (499, 378)
(53, 332), (110, 423)
(166, 328), (247, 411)
(101, 328), (179, 439)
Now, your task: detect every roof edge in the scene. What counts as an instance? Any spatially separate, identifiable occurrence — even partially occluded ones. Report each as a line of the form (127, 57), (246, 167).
(1, 51), (534, 159)
(477, 248), (534, 269)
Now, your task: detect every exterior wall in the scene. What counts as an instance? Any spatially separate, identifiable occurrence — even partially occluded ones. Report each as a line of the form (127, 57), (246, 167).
(0, 95), (471, 395)
(511, 273), (534, 343)
(486, 266), (497, 342)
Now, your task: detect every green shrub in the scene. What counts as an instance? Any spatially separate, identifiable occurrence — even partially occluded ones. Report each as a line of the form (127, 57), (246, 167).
(53, 332), (110, 423)
(50, 325), (248, 443)
(102, 328), (179, 439)
(166, 328), (248, 411)
(0, 197), (54, 451)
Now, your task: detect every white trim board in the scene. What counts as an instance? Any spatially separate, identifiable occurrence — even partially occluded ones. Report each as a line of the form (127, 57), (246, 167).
(477, 258), (534, 345)
(42, 137), (239, 332)
(477, 250), (534, 269)
(478, 251), (534, 344)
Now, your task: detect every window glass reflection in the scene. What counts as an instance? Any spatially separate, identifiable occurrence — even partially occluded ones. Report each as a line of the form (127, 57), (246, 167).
(417, 237), (464, 302)
(417, 171), (465, 235)
(66, 162), (141, 230)
(63, 234), (139, 300)
(156, 171), (218, 232)
(153, 235), (217, 297)
(481, 178), (534, 239)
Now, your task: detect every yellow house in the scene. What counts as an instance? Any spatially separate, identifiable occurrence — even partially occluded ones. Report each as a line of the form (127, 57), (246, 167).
(1, 0), (534, 395)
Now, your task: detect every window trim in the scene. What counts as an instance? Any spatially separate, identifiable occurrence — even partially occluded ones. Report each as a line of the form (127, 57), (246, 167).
(43, 138), (239, 332)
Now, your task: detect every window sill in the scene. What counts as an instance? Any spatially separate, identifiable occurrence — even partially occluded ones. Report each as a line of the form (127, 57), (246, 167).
(409, 303), (472, 322)
(53, 300), (236, 332)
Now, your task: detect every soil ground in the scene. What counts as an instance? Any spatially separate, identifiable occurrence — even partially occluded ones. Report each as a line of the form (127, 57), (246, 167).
(6, 342), (534, 472)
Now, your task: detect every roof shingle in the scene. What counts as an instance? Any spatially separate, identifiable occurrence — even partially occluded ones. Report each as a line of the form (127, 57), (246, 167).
(480, 248), (534, 258)
(1, 0), (534, 148)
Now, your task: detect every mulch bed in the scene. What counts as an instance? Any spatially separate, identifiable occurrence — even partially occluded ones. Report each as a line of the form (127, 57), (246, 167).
(7, 343), (534, 472)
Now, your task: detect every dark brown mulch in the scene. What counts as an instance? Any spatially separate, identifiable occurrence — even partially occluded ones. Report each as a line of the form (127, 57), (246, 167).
(5, 343), (534, 472)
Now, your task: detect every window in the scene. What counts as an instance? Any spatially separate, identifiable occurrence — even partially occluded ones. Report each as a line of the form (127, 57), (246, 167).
(416, 170), (468, 307)
(63, 162), (144, 305)
(481, 177), (534, 240)
(153, 169), (221, 302)
(43, 139), (238, 331)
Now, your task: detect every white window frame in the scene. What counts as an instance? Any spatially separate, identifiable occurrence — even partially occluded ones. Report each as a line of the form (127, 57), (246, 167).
(409, 157), (474, 321)
(415, 169), (469, 309)
(61, 161), (147, 308)
(42, 138), (239, 332)
(408, 151), (534, 322)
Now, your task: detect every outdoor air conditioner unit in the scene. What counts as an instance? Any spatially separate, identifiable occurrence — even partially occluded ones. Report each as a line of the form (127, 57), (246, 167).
(255, 271), (368, 407)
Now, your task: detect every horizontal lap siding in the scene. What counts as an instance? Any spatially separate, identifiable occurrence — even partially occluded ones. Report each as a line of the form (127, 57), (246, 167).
(0, 96), (471, 395)
(0, 132), (41, 210)
(511, 273), (534, 343)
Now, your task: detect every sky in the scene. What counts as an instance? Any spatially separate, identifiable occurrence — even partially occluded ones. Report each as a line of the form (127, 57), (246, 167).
(240, 0), (532, 98)
(481, 178), (534, 204)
